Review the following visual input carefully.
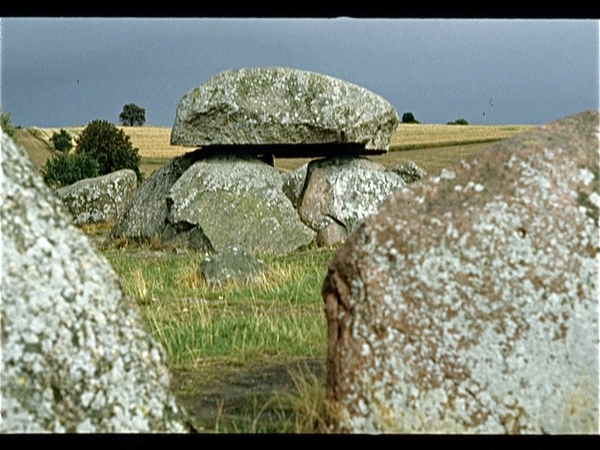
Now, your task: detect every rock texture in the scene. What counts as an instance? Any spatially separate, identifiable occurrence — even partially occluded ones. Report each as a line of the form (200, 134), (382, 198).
(55, 169), (138, 225)
(166, 153), (316, 255)
(108, 150), (203, 243)
(170, 67), (399, 154)
(200, 245), (266, 286)
(299, 157), (406, 246)
(1, 131), (190, 433)
(321, 110), (600, 433)
(281, 163), (309, 209)
(392, 160), (428, 184)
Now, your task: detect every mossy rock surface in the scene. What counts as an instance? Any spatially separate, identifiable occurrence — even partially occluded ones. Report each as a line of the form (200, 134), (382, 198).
(166, 153), (315, 255)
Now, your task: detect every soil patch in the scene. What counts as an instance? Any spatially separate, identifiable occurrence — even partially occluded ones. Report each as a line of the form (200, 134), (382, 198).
(171, 357), (326, 433)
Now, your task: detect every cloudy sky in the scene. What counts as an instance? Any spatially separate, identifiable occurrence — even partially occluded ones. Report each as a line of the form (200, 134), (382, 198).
(1, 17), (598, 128)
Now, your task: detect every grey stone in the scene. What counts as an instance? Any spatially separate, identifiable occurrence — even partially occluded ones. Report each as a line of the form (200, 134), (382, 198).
(281, 163), (308, 209)
(170, 67), (399, 154)
(298, 156), (406, 246)
(1, 131), (190, 433)
(200, 245), (266, 286)
(166, 152), (316, 255)
(322, 110), (599, 433)
(107, 149), (203, 243)
(55, 169), (138, 226)
(392, 160), (428, 183)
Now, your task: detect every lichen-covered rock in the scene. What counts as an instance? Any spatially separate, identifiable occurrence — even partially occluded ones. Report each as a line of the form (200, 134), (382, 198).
(170, 67), (399, 153)
(107, 150), (203, 243)
(1, 131), (191, 433)
(298, 156), (405, 246)
(166, 152), (315, 255)
(55, 169), (137, 225)
(322, 110), (600, 434)
(200, 245), (266, 286)
(281, 163), (308, 209)
(392, 160), (427, 184)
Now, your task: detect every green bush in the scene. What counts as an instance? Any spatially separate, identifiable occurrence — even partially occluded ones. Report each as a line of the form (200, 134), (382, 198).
(402, 112), (420, 124)
(43, 153), (101, 188)
(1, 110), (18, 140)
(76, 119), (142, 182)
(51, 129), (73, 152)
(447, 118), (469, 125)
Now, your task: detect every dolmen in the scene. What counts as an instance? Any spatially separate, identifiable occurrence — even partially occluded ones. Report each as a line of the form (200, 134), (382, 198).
(109, 67), (409, 253)
(1, 131), (191, 432)
(321, 110), (599, 433)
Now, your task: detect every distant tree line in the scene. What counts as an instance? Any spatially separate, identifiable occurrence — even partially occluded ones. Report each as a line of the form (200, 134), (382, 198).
(402, 112), (469, 125)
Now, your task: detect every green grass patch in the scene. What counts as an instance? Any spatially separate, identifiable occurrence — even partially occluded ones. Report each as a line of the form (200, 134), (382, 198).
(102, 245), (335, 369)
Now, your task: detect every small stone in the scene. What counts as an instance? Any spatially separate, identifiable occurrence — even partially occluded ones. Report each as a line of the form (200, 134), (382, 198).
(200, 245), (266, 286)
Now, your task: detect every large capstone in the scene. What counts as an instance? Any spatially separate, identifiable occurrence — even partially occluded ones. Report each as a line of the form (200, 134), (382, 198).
(322, 110), (600, 434)
(55, 169), (138, 226)
(1, 131), (191, 433)
(170, 67), (399, 156)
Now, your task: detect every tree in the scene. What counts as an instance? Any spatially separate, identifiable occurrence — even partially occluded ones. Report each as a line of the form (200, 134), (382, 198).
(51, 129), (73, 152)
(76, 119), (142, 182)
(402, 112), (420, 124)
(119, 103), (146, 126)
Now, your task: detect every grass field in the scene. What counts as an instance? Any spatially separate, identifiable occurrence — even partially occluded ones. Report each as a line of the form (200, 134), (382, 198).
(23, 122), (534, 432)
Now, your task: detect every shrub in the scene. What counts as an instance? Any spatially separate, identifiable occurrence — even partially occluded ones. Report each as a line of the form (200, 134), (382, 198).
(43, 153), (101, 188)
(402, 112), (420, 124)
(447, 118), (469, 125)
(51, 129), (73, 152)
(76, 119), (142, 181)
(1, 110), (18, 140)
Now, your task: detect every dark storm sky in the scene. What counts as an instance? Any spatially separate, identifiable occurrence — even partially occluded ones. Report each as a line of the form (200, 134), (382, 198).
(1, 18), (598, 127)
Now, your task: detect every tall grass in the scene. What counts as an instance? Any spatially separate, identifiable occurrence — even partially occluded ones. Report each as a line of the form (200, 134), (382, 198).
(103, 245), (334, 368)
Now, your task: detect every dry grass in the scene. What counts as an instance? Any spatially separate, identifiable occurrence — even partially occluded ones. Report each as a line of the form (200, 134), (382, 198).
(28, 125), (190, 159)
(25, 123), (532, 164)
(390, 123), (532, 150)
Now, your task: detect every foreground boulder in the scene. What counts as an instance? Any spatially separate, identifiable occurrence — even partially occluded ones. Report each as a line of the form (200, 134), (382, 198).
(322, 110), (599, 433)
(1, 131), (190, 433)
(170, 67), (399, 156)
(55, 169), (137, 226)
(298, 157), (405, 246)
(166, 153), (316, 255)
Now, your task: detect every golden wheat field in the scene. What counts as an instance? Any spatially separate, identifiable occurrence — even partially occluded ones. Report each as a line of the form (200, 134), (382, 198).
(29, 125), (190, 159)
(29, 123), (533, 158)
(20, 123), (535, 179)
(390, 123), (532, 150)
